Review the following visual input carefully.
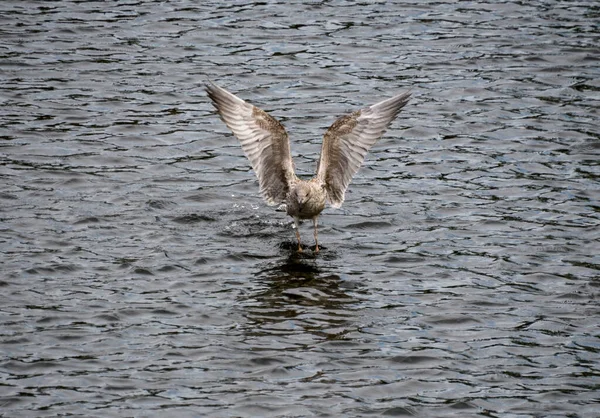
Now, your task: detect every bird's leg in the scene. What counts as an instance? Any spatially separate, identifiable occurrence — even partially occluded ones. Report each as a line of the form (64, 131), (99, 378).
(313, 217), (319, 253)
(294, 217), (302, 252)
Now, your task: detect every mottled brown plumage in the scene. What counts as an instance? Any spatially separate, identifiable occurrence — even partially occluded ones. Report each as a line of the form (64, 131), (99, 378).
(206, 82), (410, 252)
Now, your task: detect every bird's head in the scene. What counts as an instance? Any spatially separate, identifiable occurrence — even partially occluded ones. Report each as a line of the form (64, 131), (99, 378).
(295, 183), (311, 206)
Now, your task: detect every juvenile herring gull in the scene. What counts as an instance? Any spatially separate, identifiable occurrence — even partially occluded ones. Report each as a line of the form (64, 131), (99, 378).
(206, 82), (410, 253)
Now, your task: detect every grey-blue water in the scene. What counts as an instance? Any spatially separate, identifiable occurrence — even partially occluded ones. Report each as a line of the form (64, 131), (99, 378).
(1, 1), (599, 417)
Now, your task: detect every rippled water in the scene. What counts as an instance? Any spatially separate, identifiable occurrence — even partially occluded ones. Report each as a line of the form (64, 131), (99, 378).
(1, 1), (599, 417)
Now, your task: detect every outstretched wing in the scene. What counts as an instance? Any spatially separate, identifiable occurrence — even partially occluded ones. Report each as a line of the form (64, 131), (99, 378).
(206, 82), (296, 205)
(316, 92), (411, 208)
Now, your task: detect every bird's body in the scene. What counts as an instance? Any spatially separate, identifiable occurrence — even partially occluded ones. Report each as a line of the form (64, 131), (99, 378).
(206, 82), (410, 252)
(286, 178), (326, 220)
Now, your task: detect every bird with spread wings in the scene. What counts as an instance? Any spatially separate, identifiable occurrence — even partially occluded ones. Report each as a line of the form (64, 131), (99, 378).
(206, 82), (410, 253)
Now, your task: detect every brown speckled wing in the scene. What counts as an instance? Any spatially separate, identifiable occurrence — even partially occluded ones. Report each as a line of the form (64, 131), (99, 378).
(206, 82), (296, 205)
(316, 92), (411, 208)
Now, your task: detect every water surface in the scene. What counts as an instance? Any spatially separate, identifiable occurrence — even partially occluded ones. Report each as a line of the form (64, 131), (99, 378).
(1, 1), (599, 417)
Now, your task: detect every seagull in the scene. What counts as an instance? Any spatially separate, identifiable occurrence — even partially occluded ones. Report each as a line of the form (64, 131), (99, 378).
(206, 82), (410, 253)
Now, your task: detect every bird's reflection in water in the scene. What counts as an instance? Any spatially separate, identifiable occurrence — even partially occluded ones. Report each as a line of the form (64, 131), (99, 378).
(241, 247), (361, 341)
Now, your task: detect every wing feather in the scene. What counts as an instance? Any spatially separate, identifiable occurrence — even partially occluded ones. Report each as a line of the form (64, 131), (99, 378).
(206, 82), (296, 205)
(316, 92), (411, 208)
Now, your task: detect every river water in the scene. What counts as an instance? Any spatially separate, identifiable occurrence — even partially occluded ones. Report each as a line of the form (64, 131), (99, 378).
(1, 1), (599, 417)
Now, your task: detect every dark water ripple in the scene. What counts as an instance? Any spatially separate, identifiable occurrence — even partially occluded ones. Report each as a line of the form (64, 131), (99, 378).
(1, 1), (599, 417)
